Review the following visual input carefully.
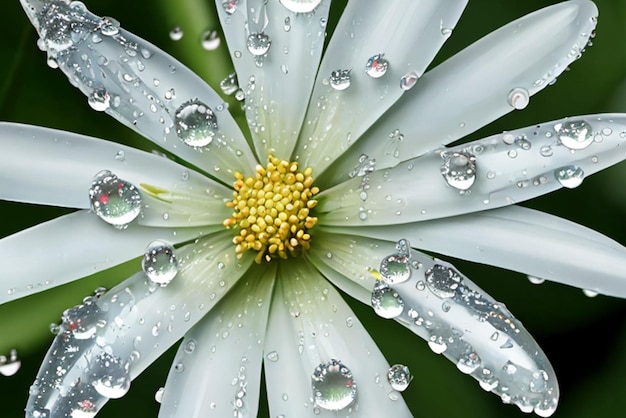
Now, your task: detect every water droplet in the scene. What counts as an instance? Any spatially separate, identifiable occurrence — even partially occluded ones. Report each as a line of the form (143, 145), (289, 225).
(279, 0), (322, 13)
(427, 339), (448, 354)
(222, 0), (238, 14)
(555, 120), (593, 150)
(201, 30), (221, 50)
(90, 352), (131, 399)
(154, 387), (164, 403)
(540, 145), (553, 157)
(400, 71), (419, 91)
(387, 364), (412, 391)
(371, 282), (404, 319)
(88, 88), (110, 111)
(0, 349), (21, 376)
(220, 72), (239, 95)
(329, 69), (351, 91)
(100, 17), (120, 37)
(507, 87), (530, 110)
(169, 26), (183, 41)
(528, 276), (545, 285)
(184, 339), (196, 354)
(440, 152), (477, 190)
(583, 289), (598, 297)
(142, 240), (179, 286)
(174, 99), (218, 147)
(266, 351), (279, 362)
(89, 170), (142, 228)
(555, 165), (584, 189)
(311, 359), (357, 411)
(71, 399), (97, 417)
(365, 54), (389, 78)
(456, 350), (481, 374)
(62, 298), (102, 339)
(379, 254), (411, 284)
(425, 264), (462, 298)
(283, 17), (291, 31)
(247, 32), (271, 56)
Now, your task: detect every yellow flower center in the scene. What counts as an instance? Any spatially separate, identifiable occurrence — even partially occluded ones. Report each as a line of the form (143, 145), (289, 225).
(224, 155), (319, 263)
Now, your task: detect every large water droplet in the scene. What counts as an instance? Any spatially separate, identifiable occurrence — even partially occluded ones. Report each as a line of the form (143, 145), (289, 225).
(311, 359), (357, 411)
(174, 99), (218, 147)
(71, 399), (98, 417)
(400, 72), (419, 91)
(371, 282), (404, 319)
(555, 165), (584, 189)
(555, 120), (593, 150)
(425, 264), (462, 298)
(279, 0), (322, 13)
(169, 26), (183, 41)
(387, 364), (412, 391)
(90, 352), (131, 399)
(456, 349), (481, 374)
(329, 69), (351, 91)
(507, 87), (529, 110)
(220, 72), (239, 95)
(88, 88), (110, 111)
(89, 170), (142, 228)
(246, 32), (271, 56)
(0, 349), (21, 377)
(201, 30), (221, 50)
(61, 298), (102, 339)
(365, 54), (389, 78)
(379, 254), (411, 284)
(440, 152), (477, 190)
(142, 240), (179, 286)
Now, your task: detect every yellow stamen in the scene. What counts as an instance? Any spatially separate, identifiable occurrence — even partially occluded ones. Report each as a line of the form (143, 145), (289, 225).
(223, 155), (319, 262)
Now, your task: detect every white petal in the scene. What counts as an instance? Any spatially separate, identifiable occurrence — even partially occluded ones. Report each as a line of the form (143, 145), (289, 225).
(317, 114), (626, 225)
(323, 0), (598, 185)
(20, 0), (257, 182)
(264, 261), (412, 418)
(159, 265), (275, 418)
(0, 123), (228, 211)
(25, 232), (253, 417)
(331, 205), (626, 298)
(0, 210), (214, 304)
(216, 0), (330, 159)
(295, 0), (467, 173)
(310, 232), (558, 416)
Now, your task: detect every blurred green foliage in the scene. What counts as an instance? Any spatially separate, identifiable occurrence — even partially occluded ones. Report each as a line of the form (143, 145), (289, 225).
(0, 0), (625, 417)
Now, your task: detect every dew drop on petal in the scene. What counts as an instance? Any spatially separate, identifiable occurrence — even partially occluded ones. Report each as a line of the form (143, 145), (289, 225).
(201, 30), (221, 50)
(142, 240), (179, 286)
(88, 88), (110, 111)
(365, 54), (389, 78)
(169, 26), (183, 41)
(154, 387), (164, 403)
(528, 276), (545, 285)
(371, 282), (404, 319)
(311, 359), (357, 411)
(222, 0), (238, 14)
(555, 165), (584, 189)
(400, 71), (419, 91)
(0, 349), (21, 377)
(246, 32), (271, 56)
(174, 99), (218, 147)
(279, 0), (322, 13)
(456, 350), (481, 374)
(61, 298), (102, 340)
(90, 352), (131, 399)
(89, 170), (142, 228)
(555, 120), (593, 150)
(329, 69), (351, 91)
(379, 254), (411, 284)
(507, 87), (529, 110)
(220, 72), (239, 95)
(440, 152), (477, 190)
(425, 264), (462, 298)
(71, 399), (98, 418)
(387, 364), (412, 392)
(583, 289), (598, 297)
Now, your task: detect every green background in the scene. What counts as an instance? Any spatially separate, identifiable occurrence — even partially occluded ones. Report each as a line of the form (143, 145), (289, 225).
(1, 0), (625, 417)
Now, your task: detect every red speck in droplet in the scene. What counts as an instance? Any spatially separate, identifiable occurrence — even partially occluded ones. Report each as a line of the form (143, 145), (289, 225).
(99, 194), (109, 205)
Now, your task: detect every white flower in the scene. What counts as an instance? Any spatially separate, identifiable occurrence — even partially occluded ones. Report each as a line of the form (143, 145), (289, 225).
(2, 0), (626, 417)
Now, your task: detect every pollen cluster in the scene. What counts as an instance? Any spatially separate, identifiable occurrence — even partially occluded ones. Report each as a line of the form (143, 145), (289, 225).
(224, 155), (319, 263)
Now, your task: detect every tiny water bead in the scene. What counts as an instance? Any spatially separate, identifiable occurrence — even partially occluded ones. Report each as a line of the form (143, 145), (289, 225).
(89, 170), (142, 228)
(329, 69), (351, 91)
(246, 32), (271, 56)
(0, 349), (21, 377)
(387, 364), (412, 392)
(555, 120), (593, 150)
(279, 0), (322, 13)
(141, 240), (179, 287)
(365, 54), (389, 78)
(311, 359), (357, 411)
(440, 151), (477, 191)
(223, 156), (319, 263)
(174, 99), (219, 147)
(554, 165), (584, 189)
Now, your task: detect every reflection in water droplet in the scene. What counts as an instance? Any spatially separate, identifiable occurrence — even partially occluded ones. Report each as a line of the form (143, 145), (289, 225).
(555, 120), (593, 150)
(142, 240), (179, 286)
(201, 30), (221, 50)
(425, 264), (462, 298)
(246, 32), (271, 56)
(90, 352), (131, 399)
(329, 69), (351, 91)
(387, 364), (412, 391)
(88, 88), (110, 111)
(311, 359), (357, 411)
(365, 54), (389, 78)
(174, 99), (219, 147)
(89, 170), (142, 228)
(379, 254), (411, 284)
(371, 283), (404, 319)
(440, 152), (477, 190)
(400, 72), (419, 91)
(555, 165), (584, 189)
(507, 87), (530, 110)
(279, 0), (322, 13)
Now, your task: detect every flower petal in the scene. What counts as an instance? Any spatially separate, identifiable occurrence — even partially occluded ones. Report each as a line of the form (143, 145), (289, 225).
(310, 232), (558, 416)
(0, 123), (228, 210)
(0, 210), (215, 304)
(263, 260), (412, 417)
(322, 0), (598, 185)
(158, 265), (275, 418)
(294, 0), (467, 173)
(331, 205), (626, 298)
(25, 231), (253, 418)
(20, 0), (257, 182)
(317, 114), (626, 225)
(216, 0), (330, 159)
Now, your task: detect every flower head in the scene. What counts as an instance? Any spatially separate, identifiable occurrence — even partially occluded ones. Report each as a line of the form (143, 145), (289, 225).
(2, 0), (626, 417)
